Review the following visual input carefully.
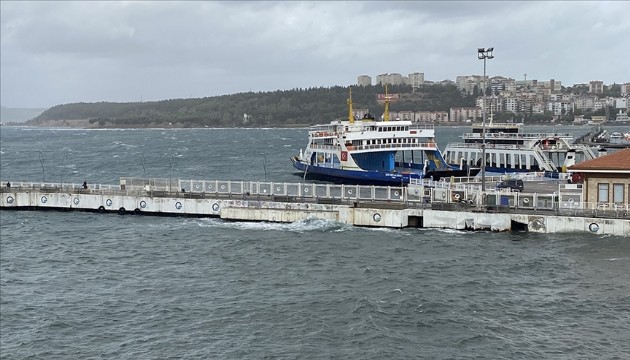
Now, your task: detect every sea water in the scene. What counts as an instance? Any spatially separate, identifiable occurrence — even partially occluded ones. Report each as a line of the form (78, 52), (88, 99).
(1, 126), (629, 359)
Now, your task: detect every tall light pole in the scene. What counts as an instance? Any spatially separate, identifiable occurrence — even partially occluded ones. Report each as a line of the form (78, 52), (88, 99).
(169, 155), (175, 192)
(261, 153), (267, 182)
(61, 153), (69, 188)
(478, 47), (494, 192)
(140, 154), (146, 178)
(38, 151), (45, 183)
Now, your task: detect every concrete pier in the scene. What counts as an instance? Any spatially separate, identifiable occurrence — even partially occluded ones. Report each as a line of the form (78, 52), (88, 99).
(1, 178), (629, 236)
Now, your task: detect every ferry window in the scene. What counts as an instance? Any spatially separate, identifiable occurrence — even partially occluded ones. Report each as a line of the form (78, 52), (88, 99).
(613, 183), (624, 203)
(598, 183), (609, 203)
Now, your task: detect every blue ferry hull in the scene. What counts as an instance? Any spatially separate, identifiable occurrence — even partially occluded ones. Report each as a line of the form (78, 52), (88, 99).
(292, 159), (479, 186)
(292, 159), (416, 185)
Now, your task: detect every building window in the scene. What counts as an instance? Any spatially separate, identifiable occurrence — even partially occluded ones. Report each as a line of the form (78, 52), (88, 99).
(613, 183), (624, 204)
(597, 183), (609, 203)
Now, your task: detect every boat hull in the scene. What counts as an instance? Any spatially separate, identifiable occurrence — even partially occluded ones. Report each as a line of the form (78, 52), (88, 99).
(292, 158), (414, 185)
(292, 158), (479, 185)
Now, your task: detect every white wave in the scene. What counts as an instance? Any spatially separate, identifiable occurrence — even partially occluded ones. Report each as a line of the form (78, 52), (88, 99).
(417, 227), (470, 235)
(607, 257), (629, 261)
(194, 217), (351, 233)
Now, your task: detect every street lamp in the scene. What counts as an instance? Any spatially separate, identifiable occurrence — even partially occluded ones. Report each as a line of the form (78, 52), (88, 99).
(478, 47), (494, 192)
(61, 153), (69, 188)
(140, 154), (146, 178)
(38, 151), (45, 183)
(169, 155), (175, 192)
(261, 153), (267, 182)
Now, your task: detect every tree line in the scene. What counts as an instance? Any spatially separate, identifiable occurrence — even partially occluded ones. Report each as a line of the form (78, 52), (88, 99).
(27, 84), (476, 128)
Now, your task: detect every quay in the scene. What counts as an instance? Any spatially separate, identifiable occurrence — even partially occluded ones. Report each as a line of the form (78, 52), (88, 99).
(1, 177), (629, 236)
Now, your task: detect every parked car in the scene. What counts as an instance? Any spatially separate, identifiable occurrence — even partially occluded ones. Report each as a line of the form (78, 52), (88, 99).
(496, 179), (524, 192)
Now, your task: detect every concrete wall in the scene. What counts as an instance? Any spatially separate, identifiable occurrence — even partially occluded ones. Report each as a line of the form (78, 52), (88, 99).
(2, 190), (629, 236)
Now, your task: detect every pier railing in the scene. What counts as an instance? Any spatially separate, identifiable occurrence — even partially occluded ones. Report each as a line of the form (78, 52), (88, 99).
(2, 178), (628, 220)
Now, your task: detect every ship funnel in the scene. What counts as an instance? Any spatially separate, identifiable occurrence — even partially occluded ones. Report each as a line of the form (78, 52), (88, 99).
(562, 149), (576, 172)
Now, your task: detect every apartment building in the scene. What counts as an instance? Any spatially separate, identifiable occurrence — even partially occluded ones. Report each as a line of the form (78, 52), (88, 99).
(450, 107), (482, 122)
(575, 96), (597, 110)
(415, 111), (449, 123)
(589, 80), (604, 94)
(376, 73), (404, 86)
(547, 101), (573, 115)
(475, 97), (503, 114)
(357, 75), (372, 87)
(388, 111), (448, 123)
(504, 97), (520, 113)
(407, 73), (424, 88)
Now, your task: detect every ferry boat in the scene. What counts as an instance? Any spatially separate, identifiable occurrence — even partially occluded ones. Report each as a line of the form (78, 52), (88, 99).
(290, 88), (479, 185)
(442, 121), (597, 174)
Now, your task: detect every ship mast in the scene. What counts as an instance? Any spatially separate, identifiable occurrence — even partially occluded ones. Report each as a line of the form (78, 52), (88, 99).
(384, 84), (390, 122)
(348, 87), (354, 123)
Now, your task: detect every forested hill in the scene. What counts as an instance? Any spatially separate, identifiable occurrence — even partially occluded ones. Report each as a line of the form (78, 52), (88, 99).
(27, 84), (475, 128)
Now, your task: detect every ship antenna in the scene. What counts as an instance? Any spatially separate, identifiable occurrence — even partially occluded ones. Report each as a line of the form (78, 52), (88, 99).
(384, 84), (390, 122)
(348, 87), (354, 123)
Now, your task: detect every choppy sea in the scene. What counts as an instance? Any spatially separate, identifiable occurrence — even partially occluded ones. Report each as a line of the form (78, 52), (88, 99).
(1, 125), (629, 359)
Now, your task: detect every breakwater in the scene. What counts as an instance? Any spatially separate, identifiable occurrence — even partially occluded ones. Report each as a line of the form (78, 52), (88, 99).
(2, 178), (628, 236)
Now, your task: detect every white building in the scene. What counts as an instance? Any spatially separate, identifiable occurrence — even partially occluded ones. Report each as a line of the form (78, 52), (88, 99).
(450, 107), (481, 122)
(407, 72), (425, 88)
(357, 75), (372, 87)
(376, 73), (404, 86)
(504, 97), (519, 113)
(589, 80), (604, 94)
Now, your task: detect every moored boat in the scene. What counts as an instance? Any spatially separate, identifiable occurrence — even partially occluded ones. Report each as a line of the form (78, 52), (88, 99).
(442, 121), (597, 174)
(290, 88), (479, 185)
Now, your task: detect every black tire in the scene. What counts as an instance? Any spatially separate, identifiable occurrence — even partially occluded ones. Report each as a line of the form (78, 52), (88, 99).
(118, 207), (126, 215)
(98, 206), (105, 213)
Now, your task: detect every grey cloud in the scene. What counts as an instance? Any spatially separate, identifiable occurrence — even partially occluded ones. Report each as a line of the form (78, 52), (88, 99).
(1, 1), (629, 108)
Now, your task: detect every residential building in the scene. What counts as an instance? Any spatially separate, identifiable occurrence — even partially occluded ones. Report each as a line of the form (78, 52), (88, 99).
(450, 107), (481, 122)
(357, 75), (372, 87)
(415, 111), (448, 123)
(504, 97), (519, 113)
(407, 73), (424, 88)
(589, 80), (604, 94)
(376, 73), (404, 86)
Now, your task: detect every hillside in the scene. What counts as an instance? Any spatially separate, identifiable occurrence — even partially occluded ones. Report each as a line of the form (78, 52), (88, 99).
(27, 85), (475, 128)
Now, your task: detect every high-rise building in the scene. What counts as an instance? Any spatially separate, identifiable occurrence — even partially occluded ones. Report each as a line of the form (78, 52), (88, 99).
(589, 80), (604, 94)
(376, 73), (404, 86)
(408, 72), (424, 88)
(357, 75), (372, 87)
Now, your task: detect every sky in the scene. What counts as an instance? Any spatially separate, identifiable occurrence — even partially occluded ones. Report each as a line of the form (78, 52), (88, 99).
(1, 1), (629, 109)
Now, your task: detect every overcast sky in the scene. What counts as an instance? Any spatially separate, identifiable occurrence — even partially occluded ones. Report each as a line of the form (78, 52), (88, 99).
(1, 1), (629, 108)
